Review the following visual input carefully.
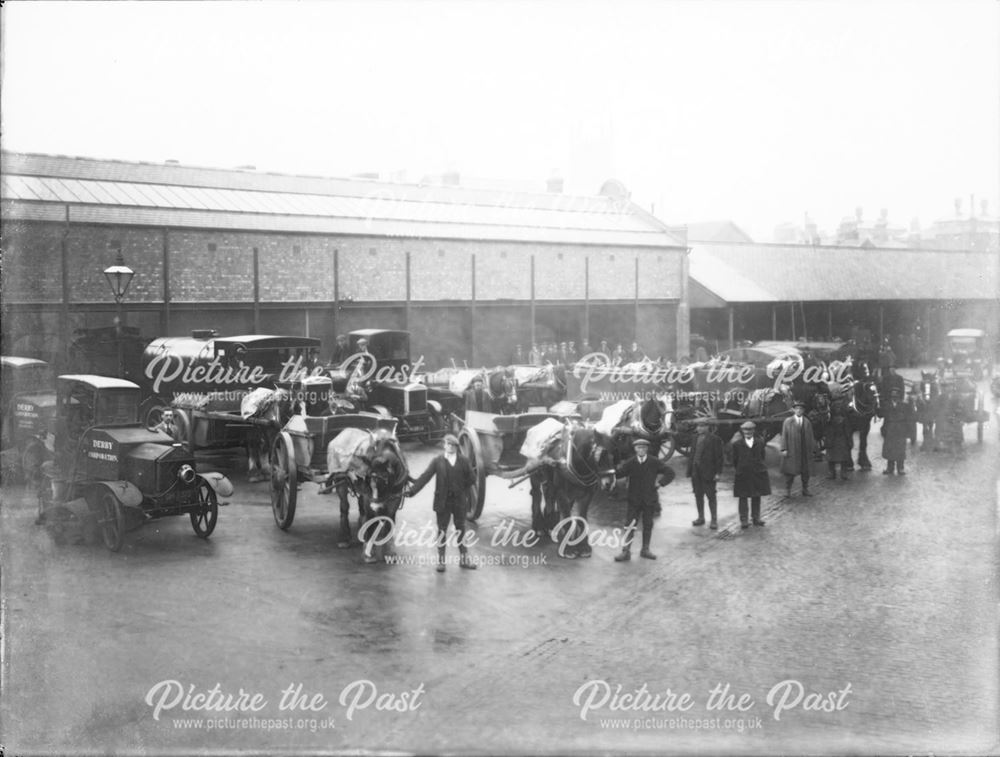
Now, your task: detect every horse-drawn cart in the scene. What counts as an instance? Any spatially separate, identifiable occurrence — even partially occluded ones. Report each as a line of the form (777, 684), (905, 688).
(453, 409), (567, 520)
(268, 411), (397, 530)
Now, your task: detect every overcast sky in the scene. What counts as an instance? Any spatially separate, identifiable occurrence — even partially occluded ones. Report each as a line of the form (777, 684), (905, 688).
(3, 0), (998, 240)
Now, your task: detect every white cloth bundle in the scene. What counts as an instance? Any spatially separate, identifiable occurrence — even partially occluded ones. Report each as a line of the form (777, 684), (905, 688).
(326, 427), (374, 476)
(593, 399), (635, 436)
(519, 417), (566, 460)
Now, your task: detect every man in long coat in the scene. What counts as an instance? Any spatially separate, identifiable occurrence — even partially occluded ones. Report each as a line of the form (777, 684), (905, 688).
(613, 438), (675, 561)
(879, 387), (913, 474)
(731, 421), (771, 528)
(687, 420), (725, 530)
(464, 376), (489, 413)
(406, 434), (477, 571)
(824, 400), (853, 480)
(780, 400), (815, 496)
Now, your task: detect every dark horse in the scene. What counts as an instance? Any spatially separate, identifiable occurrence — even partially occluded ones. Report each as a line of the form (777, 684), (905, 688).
(528, 425), (616, 559)
(485, 368), (518, 414)
(843, 370), (881, 471)
(913, 370), (941, 450)
(357, 435), (409, 564)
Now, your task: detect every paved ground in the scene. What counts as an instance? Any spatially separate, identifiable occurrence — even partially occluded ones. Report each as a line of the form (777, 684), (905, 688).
(1, 370), (998, 755)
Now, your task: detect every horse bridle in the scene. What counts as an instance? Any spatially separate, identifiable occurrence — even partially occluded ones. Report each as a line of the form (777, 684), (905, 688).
(563, 432), (607, 489)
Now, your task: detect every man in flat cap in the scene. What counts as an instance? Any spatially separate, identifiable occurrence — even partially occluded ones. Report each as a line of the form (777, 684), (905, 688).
(780, 399), (815, 496)
(878, 387), (913, 475)
(687, 419), (725, 530)
(731, 421), (771, 528)
(613, 437), (675, 561)
(406, 434), (477, 571)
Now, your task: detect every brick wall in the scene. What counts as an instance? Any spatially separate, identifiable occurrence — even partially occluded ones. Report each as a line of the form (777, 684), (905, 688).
(1, 219), (687, 363)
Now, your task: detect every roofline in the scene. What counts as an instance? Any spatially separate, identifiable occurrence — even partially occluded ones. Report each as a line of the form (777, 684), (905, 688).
(691, 239), (984, 256)
(1, 149), (654, 210)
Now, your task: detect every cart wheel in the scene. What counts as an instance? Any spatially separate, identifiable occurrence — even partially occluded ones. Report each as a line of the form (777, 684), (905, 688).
(190, 480), (219, 538)
(458, 428), (486, 521)
(270, 432), (298, 530)
(657, 434), (676, 463)
(98, 490), (126, 552)
(173, 408), (193, 452)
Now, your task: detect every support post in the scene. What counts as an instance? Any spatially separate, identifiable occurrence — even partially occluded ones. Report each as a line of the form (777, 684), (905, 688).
(728, 306), (735, 350)
(60, 206), (70, 363)
(530, 256), (536, 350)
(252, 247), (261, 333)
(405, 252), (412, 333)
(771, 306), (777, 340)
(470, 254), (478, 366)
(634, 257), (640, 342)
(162, 228), (171, 335)
(790, 302), (796, 340)
(583, 257), (590, 347)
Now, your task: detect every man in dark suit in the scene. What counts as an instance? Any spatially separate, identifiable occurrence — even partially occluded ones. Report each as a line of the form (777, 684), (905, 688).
(329, 334), (350, 366)
(464, 376), (489, 413)
(613, 438), (675, 561)
(732, 420), (772, 528)
(687, 420), (725, 530)
(406, 434), (477, 571)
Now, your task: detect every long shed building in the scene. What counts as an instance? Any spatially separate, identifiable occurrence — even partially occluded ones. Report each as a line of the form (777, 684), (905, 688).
(1, 152), (691, 368)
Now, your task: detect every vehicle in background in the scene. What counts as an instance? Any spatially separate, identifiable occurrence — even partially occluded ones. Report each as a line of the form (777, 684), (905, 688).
(1, 356), (56, 482)
(327, 329), (446, 442)
(943, 328), (993, 381)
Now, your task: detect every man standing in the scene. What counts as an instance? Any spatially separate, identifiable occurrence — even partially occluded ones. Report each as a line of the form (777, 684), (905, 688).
(464, 376), (489, 413)
(687, 420), (725, 530)
(731, 421), (771, 528)
(614, 438), (675, 561)
(780, 400), (815, 496)
(879, 387), (913, 475)
(406, 434), (477, 571)
(329, 334), (350, 366)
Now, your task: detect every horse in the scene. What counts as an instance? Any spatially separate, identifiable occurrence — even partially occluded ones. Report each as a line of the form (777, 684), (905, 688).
(484, 367), (518, 414)
(507, 425), (616, 558)
(547, 425), (617, 558)
(357, 434), (409, 564)
(241, 387), (292, 483)
(913, 370), (941, 449)
(515, 364), (567, 412)
(842, 376), (880, 471)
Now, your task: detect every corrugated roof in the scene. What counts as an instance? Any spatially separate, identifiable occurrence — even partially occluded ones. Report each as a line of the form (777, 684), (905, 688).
(690, 241), (998, 302)
(1, 151), (685, 247)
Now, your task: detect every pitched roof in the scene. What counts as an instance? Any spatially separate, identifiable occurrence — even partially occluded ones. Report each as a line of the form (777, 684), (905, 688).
(690, 241), (998, 303)
(1, 152), (685, 248)
(684, 220), (754, 243)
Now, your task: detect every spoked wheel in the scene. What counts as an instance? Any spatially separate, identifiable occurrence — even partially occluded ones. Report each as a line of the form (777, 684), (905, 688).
(270, 432), (298, 530)
(458, 428), (486, 521)
(657, 434), (676, 462)
(98, 490), (126, 552)
(190, 480), (219, 538)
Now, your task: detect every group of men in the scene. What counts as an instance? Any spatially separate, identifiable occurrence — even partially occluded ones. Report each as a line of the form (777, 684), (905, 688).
(685, 388), (916, 531)
(509, 339), (650, 367)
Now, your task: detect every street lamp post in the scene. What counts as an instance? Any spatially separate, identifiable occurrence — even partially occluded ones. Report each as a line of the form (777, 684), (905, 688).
(103, 253), (135, 378)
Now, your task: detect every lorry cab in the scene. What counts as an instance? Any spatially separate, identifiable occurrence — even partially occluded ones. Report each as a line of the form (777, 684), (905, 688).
(945, 329), (993, 380)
